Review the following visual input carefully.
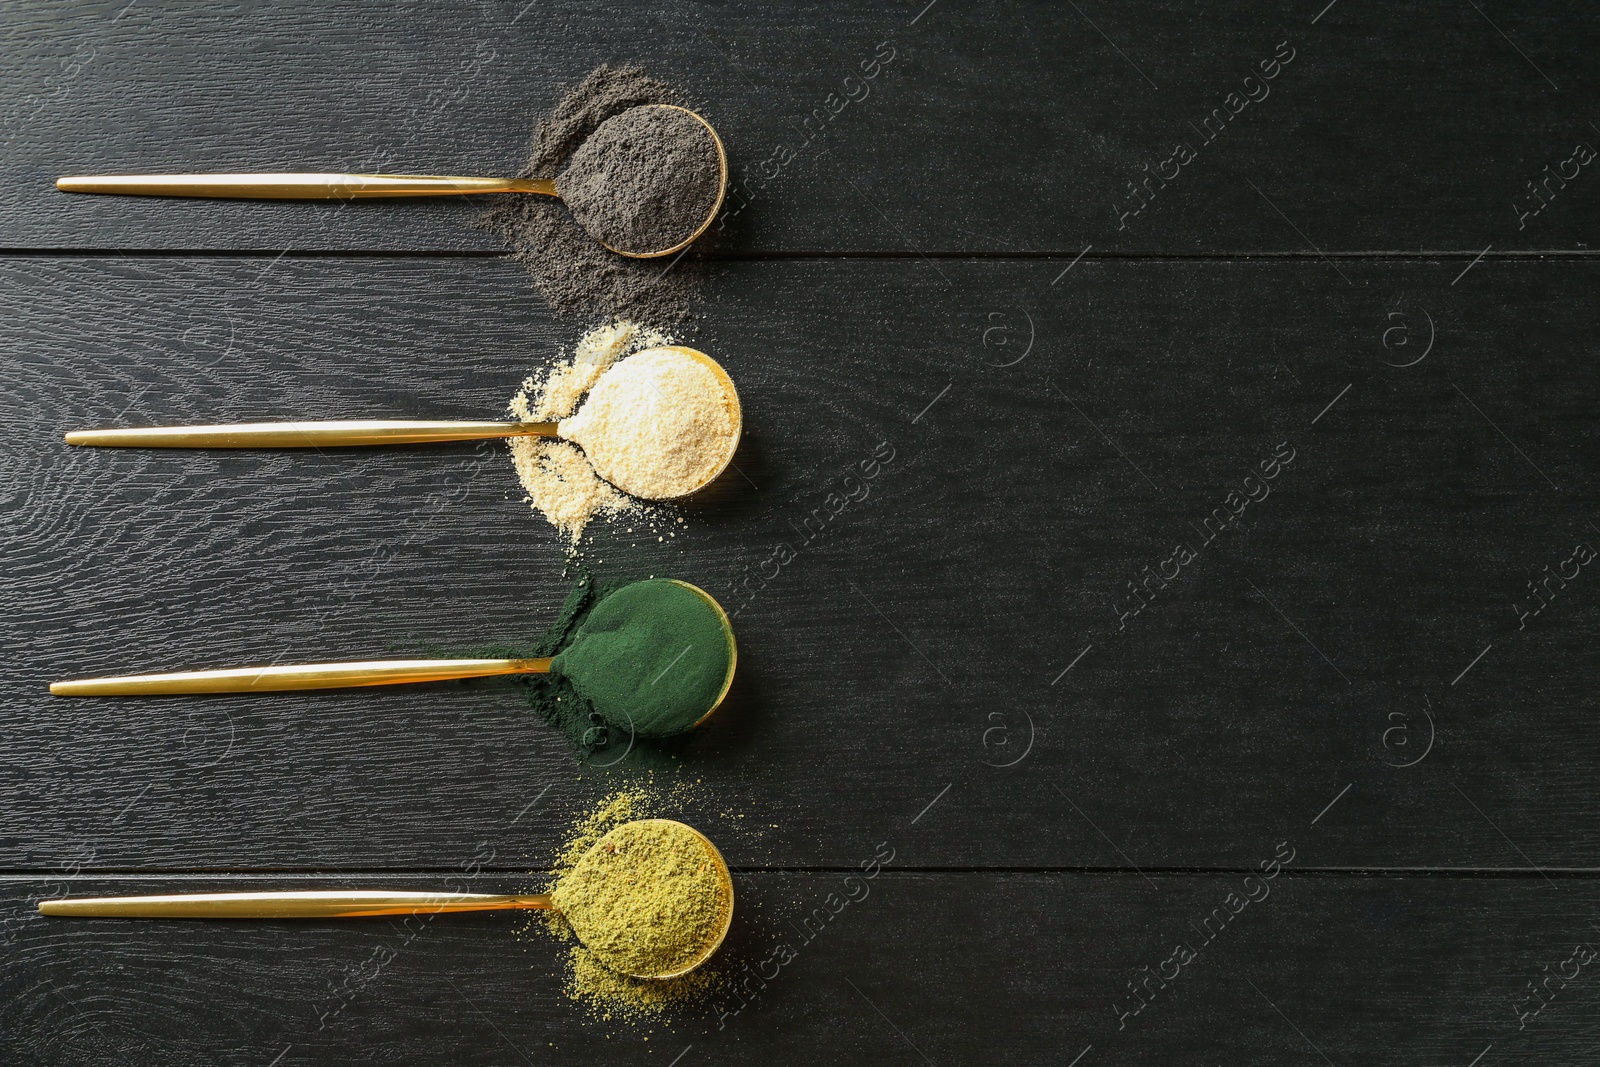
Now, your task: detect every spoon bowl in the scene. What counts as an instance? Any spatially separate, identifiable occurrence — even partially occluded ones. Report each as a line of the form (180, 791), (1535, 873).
(559, 345), (742, 500)
(568, 105), (728, 259)
(557, 819), (735, 979)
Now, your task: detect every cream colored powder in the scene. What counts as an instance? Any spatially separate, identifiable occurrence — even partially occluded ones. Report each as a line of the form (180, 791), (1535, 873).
(508, 440), (628, 545)
(508, 320), (671, 545)
(515, 320), (667, 422)
(559, 347), (740, 501)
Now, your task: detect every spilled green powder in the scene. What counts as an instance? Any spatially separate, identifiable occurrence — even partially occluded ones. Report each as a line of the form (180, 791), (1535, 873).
(475, 576), (731, 756)
(462, 575), (611, 755)
(552, 579), (732, 738)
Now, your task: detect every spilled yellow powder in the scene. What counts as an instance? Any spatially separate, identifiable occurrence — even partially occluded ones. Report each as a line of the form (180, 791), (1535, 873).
(507, 320), (672, 546)
(518, 321), (665, 422)
(559, 347), (741, 501)
(565, 945), (716, 1020)
(506, 440), (628, 547)
(552, 789), (650, 875)
(539, 785), (724, 1021)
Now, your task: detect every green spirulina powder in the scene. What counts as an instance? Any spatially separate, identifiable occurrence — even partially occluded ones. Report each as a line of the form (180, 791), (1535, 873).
(551, 579), (732, 739)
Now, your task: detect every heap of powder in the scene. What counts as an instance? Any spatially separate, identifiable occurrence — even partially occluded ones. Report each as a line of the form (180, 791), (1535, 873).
(490, 576), (727, 757)
(476, 66), (709, 320)
(540, 788), (720, 1019)
(507, 319), (672, 546)
(559, 347), (740, 501)
(551, 819), (729, 978)
(556, 106), (722, 257)
(550, 578), (733, 738)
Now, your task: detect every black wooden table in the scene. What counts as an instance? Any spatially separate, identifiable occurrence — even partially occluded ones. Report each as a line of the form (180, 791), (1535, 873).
(4, 2), (1598, 1063)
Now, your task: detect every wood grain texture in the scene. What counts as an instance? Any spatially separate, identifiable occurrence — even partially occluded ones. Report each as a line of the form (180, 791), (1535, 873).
(6, 4), (1600, 1061)
(0, 1), (1595, 253)
(3, 870), (1599, 1065)
(2, 255), (1597, 871)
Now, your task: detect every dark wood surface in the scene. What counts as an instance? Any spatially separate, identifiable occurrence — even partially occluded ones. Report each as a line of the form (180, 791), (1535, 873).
(5, 1), (1597, 253)
(4, 2), (1599, 1064)
(5, 870), (1599, 1066)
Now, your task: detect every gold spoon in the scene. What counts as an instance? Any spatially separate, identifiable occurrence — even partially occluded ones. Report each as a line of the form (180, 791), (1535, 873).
(55, 104), (728, 259)
(49, 579), (737, 734)
(38, 819), (734, 980)
(63, 345), (742, 501)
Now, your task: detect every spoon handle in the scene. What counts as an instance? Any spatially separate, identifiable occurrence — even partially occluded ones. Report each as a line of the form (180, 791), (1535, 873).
(40, 890), (553, 919)
(64, 420), (558, 448)
(50, 657), (552, 696)
(56, 173), (557, 199)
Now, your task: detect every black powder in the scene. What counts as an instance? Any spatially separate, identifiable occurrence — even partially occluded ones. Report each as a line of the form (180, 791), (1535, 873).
(556, 106), (721, 258)
(476, 66), (713, 321)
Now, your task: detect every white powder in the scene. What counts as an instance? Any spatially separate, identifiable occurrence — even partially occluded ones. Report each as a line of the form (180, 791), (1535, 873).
(508, 323), (738, 547)
(559, 347), (741, 501)
(511, 320), (671, 423)
(508, 320), (671, 546)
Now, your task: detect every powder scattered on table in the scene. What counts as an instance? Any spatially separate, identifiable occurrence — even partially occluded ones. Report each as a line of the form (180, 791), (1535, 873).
(556, 105), (722, 258)
(550, 578), (733, 738)
(559, 346), (741, 501)
(477, 65), (712, 320)
(536, 787), (722, 1021)
(507, 319), (672, 547)
(565, 945), (714, 1016)
(551, 819), (730, 978)
(553, 787), (651, 872)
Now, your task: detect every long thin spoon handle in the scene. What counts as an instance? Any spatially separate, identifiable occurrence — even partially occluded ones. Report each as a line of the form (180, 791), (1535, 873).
(50, 657), (552, 696)
(40, 890), (554, 918)
(64, 420), (558, 448)
(56, 173), (558, 199)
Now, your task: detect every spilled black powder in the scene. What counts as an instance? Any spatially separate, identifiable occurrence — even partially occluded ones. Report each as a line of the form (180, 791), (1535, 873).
(557, 106), (721, 257)
(477, 66), (711, 321)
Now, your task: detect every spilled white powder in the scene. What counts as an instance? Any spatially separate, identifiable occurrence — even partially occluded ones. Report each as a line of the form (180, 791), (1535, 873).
(507, 320), (672, 546)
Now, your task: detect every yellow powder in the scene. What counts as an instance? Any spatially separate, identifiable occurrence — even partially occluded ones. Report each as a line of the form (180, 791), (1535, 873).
(559, 347), (740, 501)
(552, 789), (650, 875)
(551, 820), (728, 978)
(563, 945), (715, 1021)
(507, 320), (672, 546)
(540, 786), (725, 1021)
(516, 320), (666, 422)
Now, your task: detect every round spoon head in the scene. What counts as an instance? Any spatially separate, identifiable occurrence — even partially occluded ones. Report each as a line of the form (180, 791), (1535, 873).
(557, 819), (735, 979)
(564, 104), (728, 259)
(673, 347), (743, 498)
(671, 579), (738, 729)
(549, 578), (737, 738)
(560, 345), (742, 501)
